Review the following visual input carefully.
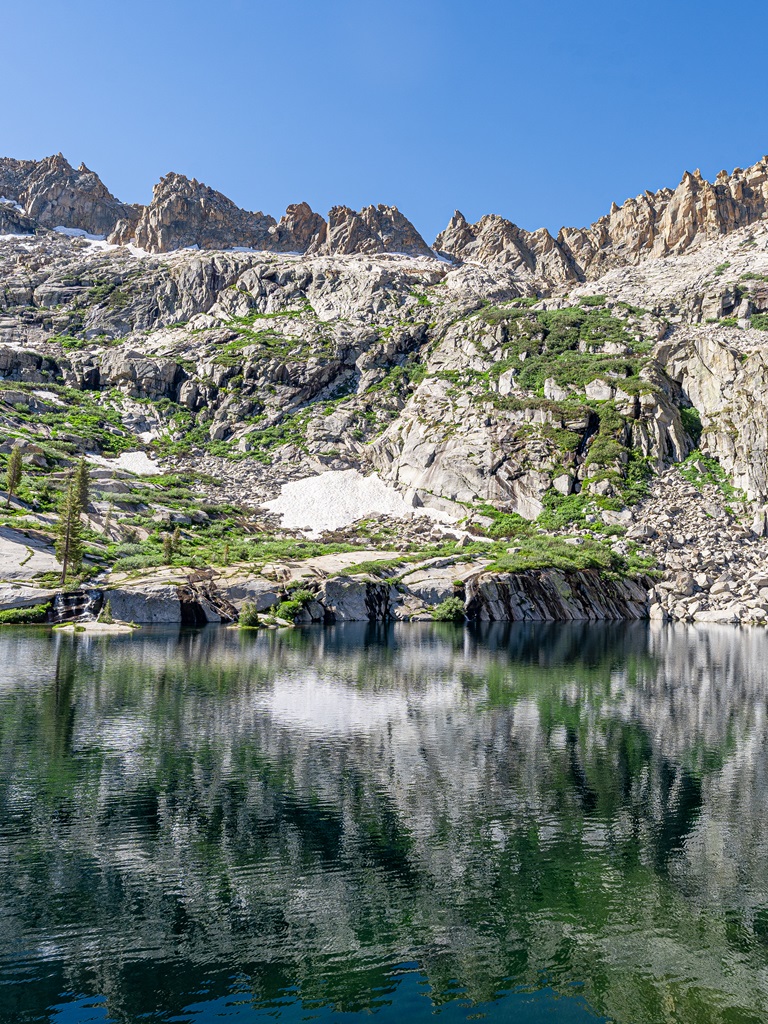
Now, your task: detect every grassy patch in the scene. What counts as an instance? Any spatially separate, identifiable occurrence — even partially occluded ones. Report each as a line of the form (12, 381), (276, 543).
(0, 602), (50, 624)
(487, 535), (624, 574)
(678, 451), (744, 503)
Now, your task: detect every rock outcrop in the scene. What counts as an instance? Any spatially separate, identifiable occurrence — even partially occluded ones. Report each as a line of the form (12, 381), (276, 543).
(0, 154), (139, 237)
(273, 202), (326, 252)
(435, 211), (579, 287)
(435, 155), (768, 284)
(308, 204), (433, 258)
(105, 584), (182, 623)
(112, 172), (277, 252)
(465, 569), (650, 621)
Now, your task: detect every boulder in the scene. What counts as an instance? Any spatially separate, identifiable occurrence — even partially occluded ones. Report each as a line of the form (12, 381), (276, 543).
(105, 584), (181, 623)
(222, 578), (280, 612)
(322, 577), (394, 621)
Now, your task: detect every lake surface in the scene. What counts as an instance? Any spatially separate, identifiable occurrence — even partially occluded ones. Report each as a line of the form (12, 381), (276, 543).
(0, 622), (767, 1024)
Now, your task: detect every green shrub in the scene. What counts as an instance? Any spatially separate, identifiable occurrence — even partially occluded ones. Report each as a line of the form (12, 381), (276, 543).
(751, 313), (768, 331)
(431, 596), (466, 622)
(679, 451), (743, 502)
(0, 602), (50, 624)
(111, 553), (165, 572)
(622, 450), (654, 504)
(274, 599), (303, 622)
(275, 588), (316, 621)
(239, 600), (259, 627)
(680, 406), (703, 446)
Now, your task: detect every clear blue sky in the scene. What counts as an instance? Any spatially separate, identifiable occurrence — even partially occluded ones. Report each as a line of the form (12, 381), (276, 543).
(4, 0), (768, 242)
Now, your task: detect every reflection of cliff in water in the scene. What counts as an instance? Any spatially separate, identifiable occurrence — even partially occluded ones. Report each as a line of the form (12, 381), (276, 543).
(1, 623), (768, 1023)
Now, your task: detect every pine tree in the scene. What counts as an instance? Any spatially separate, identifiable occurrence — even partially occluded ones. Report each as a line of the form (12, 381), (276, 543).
(55, 475), (85, 585)
(5, 446), (22, 507)
(162, 532), (173, 563)
(74, 459), (90, 511)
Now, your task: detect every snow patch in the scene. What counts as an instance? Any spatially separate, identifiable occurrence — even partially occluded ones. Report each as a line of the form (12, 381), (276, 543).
(0, 197), (24, 212)
(87, 451), (162, 476)
(32, 389), (65, 406)
(262, 469), (455, 537)
(53, 226), (106, 240)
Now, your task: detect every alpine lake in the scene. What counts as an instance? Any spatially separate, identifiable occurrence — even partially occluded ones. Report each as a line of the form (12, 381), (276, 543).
(0, 620), (767, 1024)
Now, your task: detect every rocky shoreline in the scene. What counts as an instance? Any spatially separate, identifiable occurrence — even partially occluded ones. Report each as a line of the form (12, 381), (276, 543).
(14, 565), (651, 627)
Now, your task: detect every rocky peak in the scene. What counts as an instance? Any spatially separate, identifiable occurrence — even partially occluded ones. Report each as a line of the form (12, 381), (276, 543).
(309, 204), (433, 257)
(558, 155), (768, 278)
(434, 210), (579, 287)
(272, 202), (326, 252)
(0, 153), (137, 237)
(112, 172), (278, 253)
(435, 155), (768, 284)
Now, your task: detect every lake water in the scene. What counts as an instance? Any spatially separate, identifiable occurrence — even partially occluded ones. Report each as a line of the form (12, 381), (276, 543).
(0, 622), (767, 1024)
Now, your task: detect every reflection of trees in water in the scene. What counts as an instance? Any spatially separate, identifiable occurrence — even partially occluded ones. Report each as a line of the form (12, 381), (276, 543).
(0, 624), (768, 1022)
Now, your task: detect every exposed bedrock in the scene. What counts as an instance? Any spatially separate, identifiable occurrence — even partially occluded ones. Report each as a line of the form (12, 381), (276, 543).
(660, 331), (768, 503)
(465, 570), (651, 622)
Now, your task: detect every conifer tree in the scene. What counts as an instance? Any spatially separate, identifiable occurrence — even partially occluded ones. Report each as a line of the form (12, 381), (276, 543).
(74, 458), (90, 511)
(55, 474), (85, 585)
(5, 446), (22, 507)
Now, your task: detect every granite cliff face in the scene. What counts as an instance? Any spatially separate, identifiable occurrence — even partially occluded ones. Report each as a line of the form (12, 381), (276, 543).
(2, 150), (768, 625)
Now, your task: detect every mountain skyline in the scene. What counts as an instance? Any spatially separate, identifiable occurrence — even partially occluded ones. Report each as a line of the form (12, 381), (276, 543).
(5, 0), (768, 242)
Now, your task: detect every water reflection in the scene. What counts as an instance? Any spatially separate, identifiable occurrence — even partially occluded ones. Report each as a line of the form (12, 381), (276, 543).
(0, 622), (767, 1023)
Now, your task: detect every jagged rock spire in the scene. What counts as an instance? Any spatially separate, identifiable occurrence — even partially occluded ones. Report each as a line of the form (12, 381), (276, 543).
(4, 151), (768, 276)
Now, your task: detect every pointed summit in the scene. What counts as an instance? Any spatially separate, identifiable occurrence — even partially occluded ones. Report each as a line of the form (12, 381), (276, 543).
(308, 204), (433, 257)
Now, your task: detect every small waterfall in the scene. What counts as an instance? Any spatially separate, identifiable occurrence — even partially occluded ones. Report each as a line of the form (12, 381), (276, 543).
(50, 589), (104, 623)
